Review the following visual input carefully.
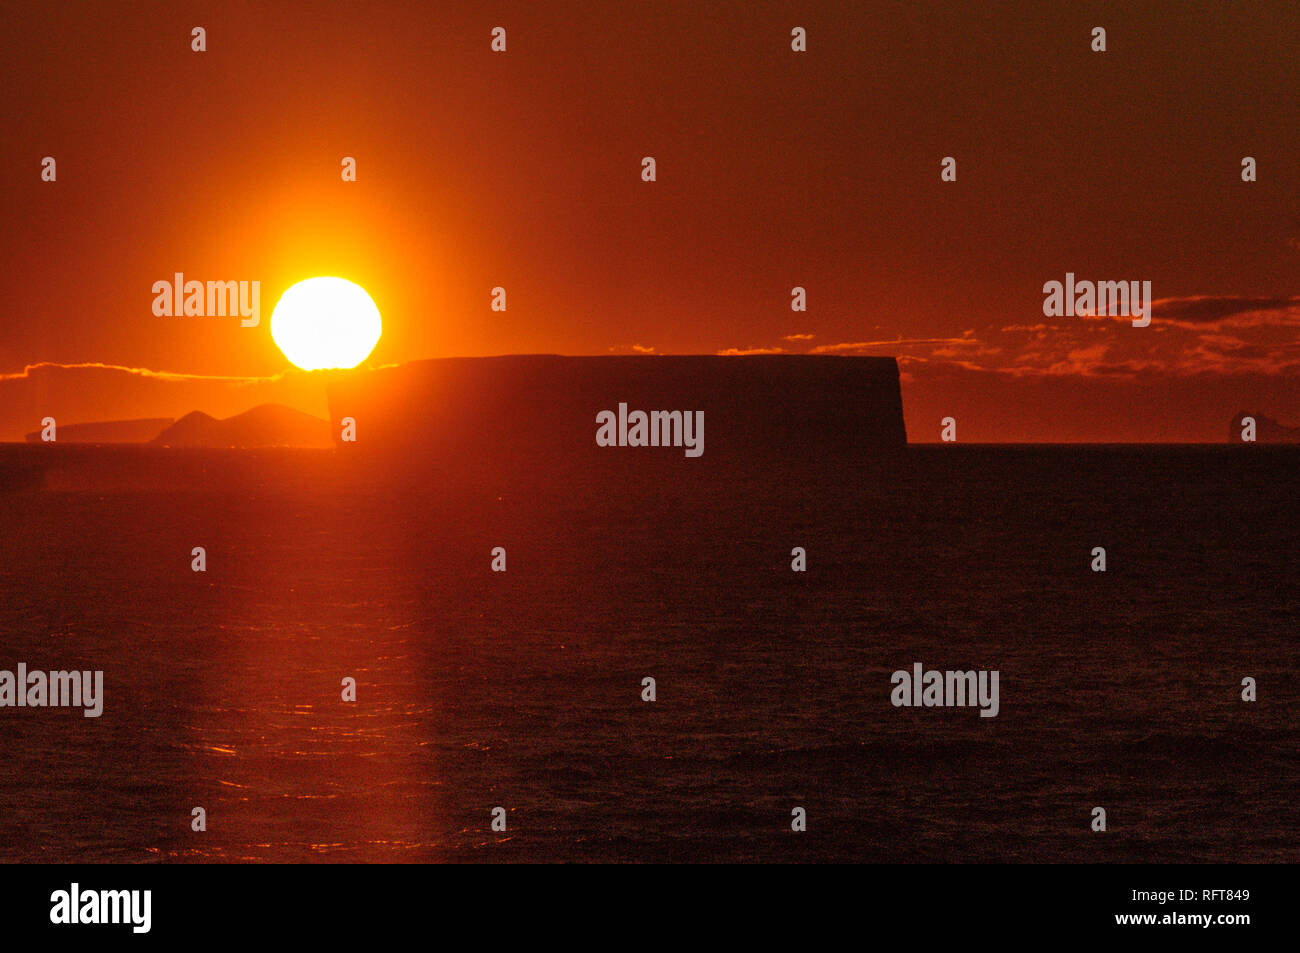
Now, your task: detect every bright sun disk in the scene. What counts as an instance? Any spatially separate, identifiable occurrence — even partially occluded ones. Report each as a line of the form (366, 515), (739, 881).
(271, 277), (381, 370)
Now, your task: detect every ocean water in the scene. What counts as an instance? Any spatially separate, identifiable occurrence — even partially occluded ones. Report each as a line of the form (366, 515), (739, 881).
(0, 444), (1295, 863)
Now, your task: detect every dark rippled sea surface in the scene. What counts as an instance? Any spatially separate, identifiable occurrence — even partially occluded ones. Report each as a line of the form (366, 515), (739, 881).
(0, 444), (1295, 862)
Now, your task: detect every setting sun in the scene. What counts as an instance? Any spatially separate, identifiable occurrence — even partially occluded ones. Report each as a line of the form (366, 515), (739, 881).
(271, 277), (382, 370)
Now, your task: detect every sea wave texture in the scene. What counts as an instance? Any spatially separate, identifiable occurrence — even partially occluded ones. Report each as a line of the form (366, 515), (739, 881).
(0, 444), (1295, 862)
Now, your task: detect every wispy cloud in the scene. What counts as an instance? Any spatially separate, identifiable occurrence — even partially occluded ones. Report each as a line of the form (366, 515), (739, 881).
(1152, 295), (1300, 327)
(0, 362), (288, 384)
(810, 337), (980, 354)
(608, 344), (657, 354)
(732, 290), (1300, 380)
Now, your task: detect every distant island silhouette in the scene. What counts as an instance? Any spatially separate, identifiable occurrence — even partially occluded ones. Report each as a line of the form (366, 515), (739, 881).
(24, 417), (173, 444)
(1231, 411), (1300, 443)
(152, 405), (332, 448)
(22, 405), (331, 448)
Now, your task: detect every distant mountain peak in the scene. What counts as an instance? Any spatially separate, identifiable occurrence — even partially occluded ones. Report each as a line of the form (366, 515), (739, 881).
(173, 410), (216, 424)
(151, 403), (333, 448)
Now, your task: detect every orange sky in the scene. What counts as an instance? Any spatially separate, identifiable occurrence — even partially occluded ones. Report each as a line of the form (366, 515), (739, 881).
(1, 0), (1297, 441)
